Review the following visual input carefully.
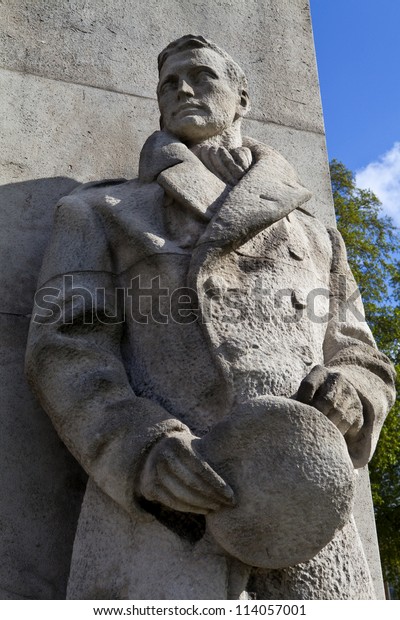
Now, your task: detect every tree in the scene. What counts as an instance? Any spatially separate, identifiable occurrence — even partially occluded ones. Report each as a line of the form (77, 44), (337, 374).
(330, 159), (400, 596)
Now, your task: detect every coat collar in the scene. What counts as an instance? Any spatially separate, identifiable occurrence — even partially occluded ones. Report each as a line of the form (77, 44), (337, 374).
(139, 131), (312, 253)
(197, 137), (312, 252)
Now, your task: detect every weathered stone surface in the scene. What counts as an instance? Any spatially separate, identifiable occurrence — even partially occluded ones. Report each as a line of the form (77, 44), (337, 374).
(67, 479), (248, 600)
(353, 467), (385, 599)
(0, 0), (324, 133)
(248, 517), (376, 599)
(0, 68), (157, 185)
(0, 313), (85, 599)
(0, 177), (78, 316)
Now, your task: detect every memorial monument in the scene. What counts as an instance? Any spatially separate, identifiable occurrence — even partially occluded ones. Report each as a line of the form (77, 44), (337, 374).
(24, 35), (395, 599)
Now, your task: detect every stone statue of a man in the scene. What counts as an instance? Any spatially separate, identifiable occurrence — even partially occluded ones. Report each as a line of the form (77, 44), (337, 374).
(26, 35), (395, 599)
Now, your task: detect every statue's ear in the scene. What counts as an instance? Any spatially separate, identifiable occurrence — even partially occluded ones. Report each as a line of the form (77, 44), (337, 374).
(237, 89), (250, 117)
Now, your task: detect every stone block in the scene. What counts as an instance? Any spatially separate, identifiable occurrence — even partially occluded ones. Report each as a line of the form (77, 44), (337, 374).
(0, 70), (158, 314)
(0, 69), (159, 185)
(0, 177), (78, 316)
(0, 313), (85, 599)
(0, 0), (324, 133)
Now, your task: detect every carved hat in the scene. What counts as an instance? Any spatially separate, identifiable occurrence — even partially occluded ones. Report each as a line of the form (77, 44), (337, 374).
(197, 396), (356, 568)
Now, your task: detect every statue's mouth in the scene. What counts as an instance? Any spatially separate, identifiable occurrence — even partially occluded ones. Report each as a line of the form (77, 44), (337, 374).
(174, 103), (207, 117)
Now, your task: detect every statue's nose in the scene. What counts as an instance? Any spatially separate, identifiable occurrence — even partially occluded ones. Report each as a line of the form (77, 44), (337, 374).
(177, 78), (194, 98)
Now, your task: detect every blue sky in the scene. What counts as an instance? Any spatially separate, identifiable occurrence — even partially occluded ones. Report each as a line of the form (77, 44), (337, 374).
(310, 0), (400, 226)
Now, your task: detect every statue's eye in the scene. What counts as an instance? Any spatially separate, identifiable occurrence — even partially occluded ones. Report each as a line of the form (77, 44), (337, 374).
(194, 68), (218, 82)
(159, 77), (177, 94)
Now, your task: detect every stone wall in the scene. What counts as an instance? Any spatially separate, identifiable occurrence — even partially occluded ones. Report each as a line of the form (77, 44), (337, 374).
(0, 0), (383, 599)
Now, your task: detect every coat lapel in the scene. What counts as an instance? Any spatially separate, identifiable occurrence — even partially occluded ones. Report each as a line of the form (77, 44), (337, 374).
(186, 138), (312, 408)
(139, 130), (228, 221)
(187, 137), (312, 291)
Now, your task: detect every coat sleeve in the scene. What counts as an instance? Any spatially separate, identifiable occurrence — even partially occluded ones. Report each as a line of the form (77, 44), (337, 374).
(25, 192), (189, 517)
(323, 227), (396, 468)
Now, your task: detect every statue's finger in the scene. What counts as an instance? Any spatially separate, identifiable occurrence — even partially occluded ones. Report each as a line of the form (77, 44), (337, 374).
(162, 457), (234, 505)
(208, 147), (237, 185)
(326, 408), (351, 434)
(231, 146), (252, 170)
(191, 451), (235, 502)
(159, 476), (224, 513)
(153, 487), (210, 514)
(345, 415), (364, 441)
(297, 365), (328, 403)
(219, 147), (246, 179)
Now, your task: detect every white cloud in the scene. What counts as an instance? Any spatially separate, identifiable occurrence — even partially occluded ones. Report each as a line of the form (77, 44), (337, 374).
(355, 142), (400, 228)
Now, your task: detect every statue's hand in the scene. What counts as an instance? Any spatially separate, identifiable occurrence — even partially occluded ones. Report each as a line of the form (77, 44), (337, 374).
(138, 430), (235, 514)
(297, 365), (363, 440)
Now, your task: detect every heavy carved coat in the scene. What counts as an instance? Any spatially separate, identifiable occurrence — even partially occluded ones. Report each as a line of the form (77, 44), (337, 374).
(26, 133), (395, 599)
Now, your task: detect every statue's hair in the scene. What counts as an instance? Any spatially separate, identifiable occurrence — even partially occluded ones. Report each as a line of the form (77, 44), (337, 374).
(157, 35), (248, 93)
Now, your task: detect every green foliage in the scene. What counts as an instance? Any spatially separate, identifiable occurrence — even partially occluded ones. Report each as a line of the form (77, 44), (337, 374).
(330, 159), (400, 594)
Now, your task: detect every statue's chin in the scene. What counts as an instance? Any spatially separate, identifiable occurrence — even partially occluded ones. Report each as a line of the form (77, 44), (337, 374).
(164, 117), (229, 146)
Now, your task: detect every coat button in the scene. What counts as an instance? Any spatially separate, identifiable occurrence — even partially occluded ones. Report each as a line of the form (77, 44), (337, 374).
(288, 245), (305, 261)
(217, 338), (247, 362)
(299, 345), (314, 366)
(203, 275), (227, 297)
(291, 289), (307, 309)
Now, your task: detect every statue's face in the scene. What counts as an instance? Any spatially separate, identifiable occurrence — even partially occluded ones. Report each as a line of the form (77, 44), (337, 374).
(158, 47), (244, 145)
